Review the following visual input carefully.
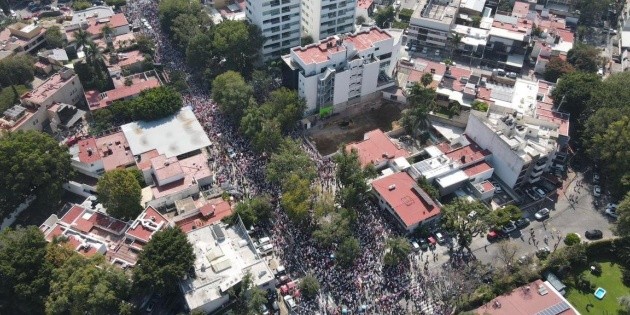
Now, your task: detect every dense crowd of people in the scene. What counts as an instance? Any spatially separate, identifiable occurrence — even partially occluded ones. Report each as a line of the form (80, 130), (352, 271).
(122, 1), (464, 313)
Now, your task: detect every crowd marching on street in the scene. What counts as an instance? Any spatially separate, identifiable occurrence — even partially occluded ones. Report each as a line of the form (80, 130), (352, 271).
(122, 1), (466, 313)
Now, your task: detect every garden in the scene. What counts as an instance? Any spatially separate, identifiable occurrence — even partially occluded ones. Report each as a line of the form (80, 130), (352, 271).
(565, 261), (630, 314)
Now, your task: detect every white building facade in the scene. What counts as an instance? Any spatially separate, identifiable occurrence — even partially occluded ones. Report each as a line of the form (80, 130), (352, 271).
(301, 0), (356, 40)
(245, 0), (302, 60)
(408, 0), (460, 48)
(282, 27), (399, 114)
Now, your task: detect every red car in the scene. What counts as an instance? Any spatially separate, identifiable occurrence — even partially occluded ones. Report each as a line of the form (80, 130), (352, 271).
(280, 281), (297, 295)
(487, 230), (508, 242)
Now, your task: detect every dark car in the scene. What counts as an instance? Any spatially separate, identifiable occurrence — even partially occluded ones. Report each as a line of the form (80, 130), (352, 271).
(487, 230), (508, 242)
(514, 218), (530, 229)
(585, 229), (603, 240)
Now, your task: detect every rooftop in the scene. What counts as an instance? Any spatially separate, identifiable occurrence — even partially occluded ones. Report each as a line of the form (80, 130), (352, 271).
(372, 172), (440, 228)
(181, 222), (274, 310)
(150, 152), (212, 199)
(444, 141), (491, 165)
(125, 206), (169, 244)
(411, 0), (460, 24)
(121, 106), (212, 158)
(357, 0), (373, 9)
(21, 69), (76, 105)
(74, 131), (135, 170)
(462, 161), (493, 177)
(345, 129), (410, 167)
(70, 6), (115, 24)
(151, 154), (183, 182)
(174, 198), (233, 233)
(512, 1), (531, 18)
(86, 75), (161, 110)
(473, 279), (578, 315)
(291, 27), (391, 65)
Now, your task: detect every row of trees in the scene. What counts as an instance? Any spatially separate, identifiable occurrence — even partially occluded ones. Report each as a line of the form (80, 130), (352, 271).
(92, 86), (183, 133)
(158, 0), (263, 85)
(0, 225), (194, 314)
(543, 44), (603, 82)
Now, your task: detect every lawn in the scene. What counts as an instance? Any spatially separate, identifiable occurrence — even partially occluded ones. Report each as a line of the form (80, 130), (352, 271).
(565, 261), (630, 315)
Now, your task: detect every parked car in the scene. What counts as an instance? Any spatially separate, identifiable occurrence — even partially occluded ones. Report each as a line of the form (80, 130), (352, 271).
(260, 304), (270, 315)
(271, 301), (280, 314)
(506, 72), (517, 79)
(593, 185), (602, 197)
(534, 187), (546, 198)
(593, 174), (600, 183)
(146, 301), (154, 313)
(421, 47), (428, 54)
(487, 229), (508, 241)
(435, 49), (440, 56)
(605, 207), (618, 219)
(514, 217), (530, 229)
(283, 295), (297, 311)
(435, 232), (445, 244)
(526, 188), (541, 200)
(418, 238), (429, 251)
(534, 208), (550, 220)
(10, 9), (16, 17)
(501, 221), (517, 234)
(585, 229), (603, 240)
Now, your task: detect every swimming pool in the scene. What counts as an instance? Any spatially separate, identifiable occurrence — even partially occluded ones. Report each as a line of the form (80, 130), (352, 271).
(594, 287), (606, 299)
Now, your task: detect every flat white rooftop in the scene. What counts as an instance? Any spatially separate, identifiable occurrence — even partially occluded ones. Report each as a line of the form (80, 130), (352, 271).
(180, 223), (274, 310)
(121, 106), (211, 158)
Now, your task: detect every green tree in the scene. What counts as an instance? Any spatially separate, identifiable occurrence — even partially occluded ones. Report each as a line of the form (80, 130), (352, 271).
(299, 275), (320, 299)
(401, 84), (436, 138)
(564, 233), (581, 246)
(135, 34), (155, 55)
(585, 115), (630, 194)
(471, 16), (481, 28)
(491, 205), (522, 227)
(97, 169), (143, 221)
(72, 0), (91, 10)
(223, 195), (272, 228)
(263, 88), (305, 133)
(301, 35), (314, 46)
(441, 198), (493, 251)
(312, 209), (352, 247)
(168, 70), (188, 92)
(171, 13), (203, 50)
(44, 26), (64, 49)
(567, 44), (601, 73)
(247, 286), (267, 314)
(384, 237), (411, 266)
(336, 236), (361, 267)
(550, 71), (600, 119)
(133, 227), (195, 294)
(398, 8), (414, 22)
(374, 7), (395, 28)
(158, 0), (204, 33)
(0, 227), (52, 314)
(280, 174), (313, 223)
(417, 177), (439, 200)
(266, 138), (317, 185)
(471, 100), (489, 112)
(334, 147), (377, 210)
(250, 69), (275, 103)
(420, 73), (433, 87)
(211, 20), (263, 78)
(46, 255), (131, 315)
(0, 55), (35, 87)
(130, 86), (182, 121)
(212, 70), (254, 122)
(588, 72), (630, 113)
(0, 131), (73, 221)
(356, 16), (366, 25)
(543, 56), (575, 82)
(614, 193), (630, 237)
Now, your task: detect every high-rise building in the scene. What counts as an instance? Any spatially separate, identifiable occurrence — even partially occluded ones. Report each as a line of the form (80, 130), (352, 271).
(301, 0), (356, 40)
(245, 0), (302, 60)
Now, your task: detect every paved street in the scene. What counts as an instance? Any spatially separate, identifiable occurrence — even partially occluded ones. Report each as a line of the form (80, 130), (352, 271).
(421, 170), (615, 270)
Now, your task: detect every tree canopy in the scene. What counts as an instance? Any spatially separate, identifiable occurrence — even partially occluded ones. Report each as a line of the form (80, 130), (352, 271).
(133, 227), (195, 294)
(614, 193), (630, 237)
(550, 71), (600, 119)
(334, 147), (377, 210)
(543, 56), (574, 82)
(299, 275), (321, 299)
(384, 237), (411, 266)
(223, 195), (272, 228)
(97, 169), (143, 221)
(491, 205), (522, 227)
(44, 26), (64, 49)
(441, 198), (493, 250)
(0, 227), (52, 314)
(212, 71), (254, 122)
(312, 209), (352, 247)
(374, 6), (395, 28)
(336, 236), (361, 267)
(0, 55), (35, 87)
(266, 138), (317, 185)
(0, 131), (73, 221)
(567, 44), (601, 73)
(401, 84), (436, 138)
(46, 255), (130, 315)
(280, 173), (313, 223)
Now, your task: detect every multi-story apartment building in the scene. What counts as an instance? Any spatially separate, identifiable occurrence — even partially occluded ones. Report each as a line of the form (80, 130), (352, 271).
(245, 0), (302, 60)
(282, 27), (399, 114)
(408, 0), (460, 48)
(301, 0), (356, 40)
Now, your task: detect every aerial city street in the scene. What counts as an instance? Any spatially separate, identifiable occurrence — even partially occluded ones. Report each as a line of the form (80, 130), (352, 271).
(0, 0), (629, 314)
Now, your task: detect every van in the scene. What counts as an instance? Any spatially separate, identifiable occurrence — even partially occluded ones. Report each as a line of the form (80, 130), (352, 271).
(260, 244), (274, 255)
(259, 237), (271, 246)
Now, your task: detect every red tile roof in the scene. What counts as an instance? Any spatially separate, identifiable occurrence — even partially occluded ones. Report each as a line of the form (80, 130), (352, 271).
(481, 181), (495, 192)
(125, 206), (169, 243)
(372, 172), (440, 228)
(444, 141), (491, 165)
(511, 1), (530, 18)
(176, 200), (233, 233)
(357, 0), (373, 9)
(151, 154), (183, 182)
(474, 279), (577, 315)
(94, 131), (135, 171)
(86, 78), (160, 110)
(346, 129), (410, 167)
(60, 205), (86, 225)
(463, 161), (493, 177)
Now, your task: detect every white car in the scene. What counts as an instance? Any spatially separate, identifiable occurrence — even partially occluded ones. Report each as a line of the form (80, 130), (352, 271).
(421, 47), (428, 54)
(283, 295), (297, 311)
(593, 185), (602, 197)
(10, 9), (17, 17)
(534, 208), (550, 220)
(435, 49), (440, 56)
(605, 207), (618, 219)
